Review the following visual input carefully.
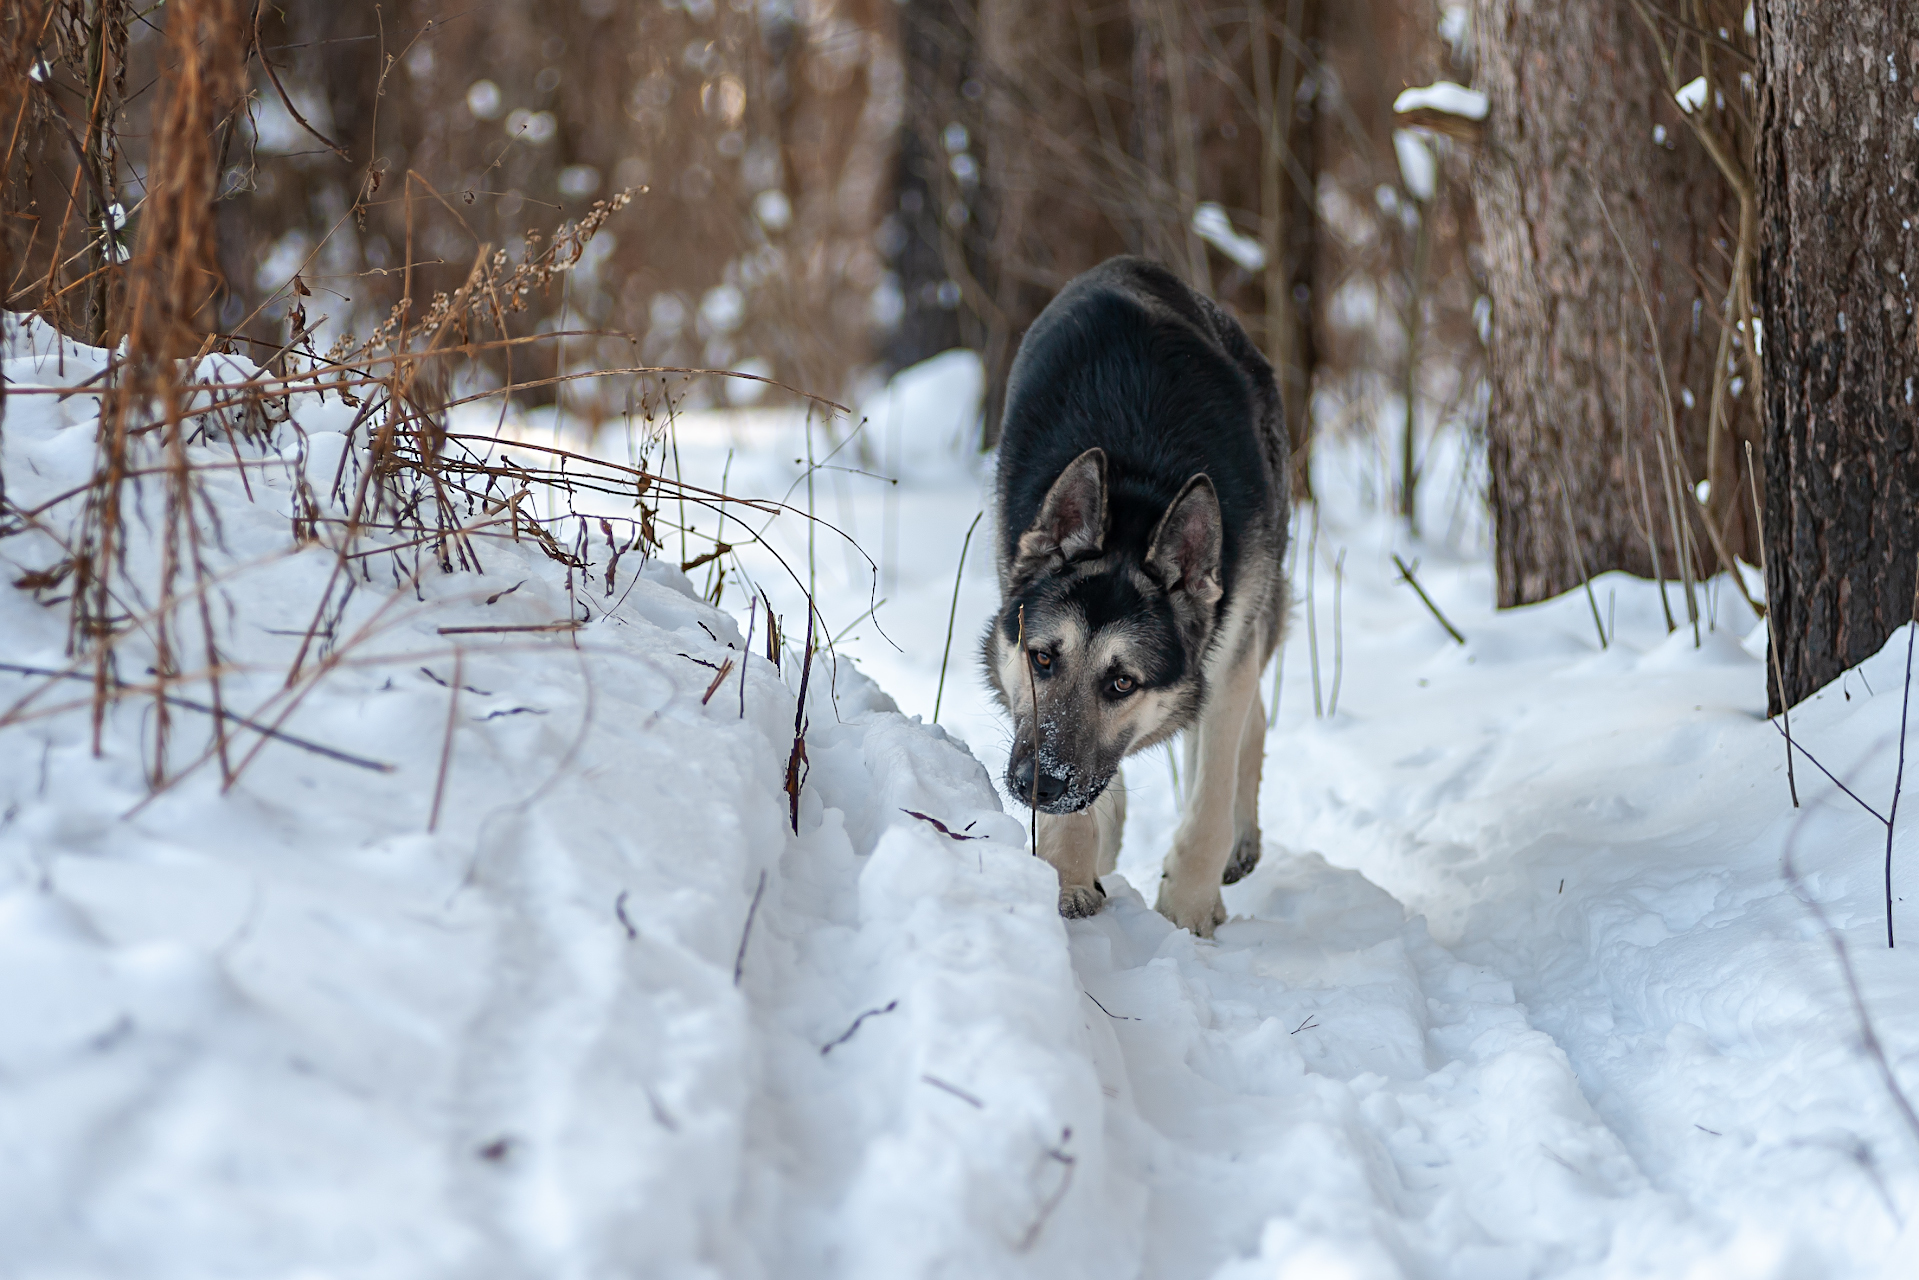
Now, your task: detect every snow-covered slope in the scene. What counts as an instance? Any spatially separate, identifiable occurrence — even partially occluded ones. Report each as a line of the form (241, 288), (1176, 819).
(5, 317), (1917, 1279)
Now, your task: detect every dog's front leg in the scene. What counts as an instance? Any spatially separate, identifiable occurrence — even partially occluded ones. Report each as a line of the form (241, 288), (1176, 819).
(1155, 646), (1260, 936)
(1037, 806), (1107, 918)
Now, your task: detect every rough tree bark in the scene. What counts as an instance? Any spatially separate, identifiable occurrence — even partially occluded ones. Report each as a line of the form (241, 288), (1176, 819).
(1474, 0), (1751, 608)
(1756, 3), (1919, 713)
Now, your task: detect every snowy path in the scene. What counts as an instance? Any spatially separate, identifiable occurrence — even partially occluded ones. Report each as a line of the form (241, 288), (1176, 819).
(5, 330), (1917, 1278)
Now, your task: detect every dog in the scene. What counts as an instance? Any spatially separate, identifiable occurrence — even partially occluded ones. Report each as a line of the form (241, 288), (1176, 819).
(983, 256), (1290, 937)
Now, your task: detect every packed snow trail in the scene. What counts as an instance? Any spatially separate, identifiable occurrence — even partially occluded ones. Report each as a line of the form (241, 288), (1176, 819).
(5, 324), (1917, 1278)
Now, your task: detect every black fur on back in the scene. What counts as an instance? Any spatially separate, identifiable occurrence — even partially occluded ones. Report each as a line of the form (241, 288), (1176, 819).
(994, 257), (1288, 653)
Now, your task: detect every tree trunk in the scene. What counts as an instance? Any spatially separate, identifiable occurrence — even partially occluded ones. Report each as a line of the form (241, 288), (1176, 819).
(1474, 0), (1750, 608)
(1756, 2), (1919, 713)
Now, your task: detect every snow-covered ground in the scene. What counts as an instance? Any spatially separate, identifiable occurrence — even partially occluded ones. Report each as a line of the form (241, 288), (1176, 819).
(4, 317), (1916, 1278)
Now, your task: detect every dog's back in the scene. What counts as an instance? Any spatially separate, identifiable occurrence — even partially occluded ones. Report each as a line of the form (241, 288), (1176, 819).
(995, 256), (1288, 603)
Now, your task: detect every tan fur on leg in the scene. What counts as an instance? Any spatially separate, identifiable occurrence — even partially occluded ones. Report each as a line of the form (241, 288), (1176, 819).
(1038, 809), (1106, 918)
(1155, 645), (1261, 935)
(1222, 695), (1266, 885)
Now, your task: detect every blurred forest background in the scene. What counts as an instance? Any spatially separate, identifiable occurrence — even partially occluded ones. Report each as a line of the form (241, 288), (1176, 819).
(3, 0), (1916, 712)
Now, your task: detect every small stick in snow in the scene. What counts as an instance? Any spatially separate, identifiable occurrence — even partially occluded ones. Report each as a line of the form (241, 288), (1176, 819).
(435, 620), (583, 635)
(820, 999), (899, 1055)
(733, 869), (767, 987)
(1082, 990), (1138, 1021)
(1885, 560), (1918, 949)
(615, 890), (638, 940)
(428, 650), (462, 832)
(701, 658), (735, 706)
(901, 809), (984, 840)
(1747, 442), (1797, 807)
(1017, 1127), (1076, 1252)
(1782, 809), (1919, 1149)
(739, 596), (755, 719)
(1327, 548), (1347, 715)
(0, 663), (393, 773)
(1290, 1015), (1319, 1034)
(920, 1074), (984, 1108)
(934, 510), (984, 723)
(1307, 507), (1324, 715)
(1391, 554), (1466, 645)
(784, 612), (815, 834)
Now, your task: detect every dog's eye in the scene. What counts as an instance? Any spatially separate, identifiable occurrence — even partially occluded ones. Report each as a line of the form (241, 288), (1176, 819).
(1030, 650), (1052, 672)
(1110, 675), (1136, 696)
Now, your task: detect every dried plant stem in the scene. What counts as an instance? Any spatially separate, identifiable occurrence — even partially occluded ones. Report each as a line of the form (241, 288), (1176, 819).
(1401, 212), (1431, 534)
(1782, 823), (1919, 1147)
(1554, 461), (1609, 649)
(739, 596), (756, 720)
(1635, 446), (1677, 633)
(1391, 554), (1465, 645)
(428, 649), (462, 832)
(934, 511), (984, 722)
(1306, 505), (1322, 717)
(1327, 548), (1346, 715)
(1746, 440), (1797, 808)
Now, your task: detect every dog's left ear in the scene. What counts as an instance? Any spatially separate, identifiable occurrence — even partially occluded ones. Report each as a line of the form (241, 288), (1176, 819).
(1146, 474), (1223, 611)
(1015, 447), (1108, 572)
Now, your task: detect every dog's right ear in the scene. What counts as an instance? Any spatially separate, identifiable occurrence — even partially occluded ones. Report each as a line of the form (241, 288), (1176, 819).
(1015, 448), (1107, 573)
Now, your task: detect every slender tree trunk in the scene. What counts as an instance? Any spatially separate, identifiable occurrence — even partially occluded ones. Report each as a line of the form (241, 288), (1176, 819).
(1473, 0), (1743, 607)
(1254, 0), (1320, 501)
(1756, 2), (1919, 713)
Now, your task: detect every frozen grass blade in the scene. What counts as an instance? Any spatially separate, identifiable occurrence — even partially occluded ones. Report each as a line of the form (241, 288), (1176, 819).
(934, 511), (984, 723)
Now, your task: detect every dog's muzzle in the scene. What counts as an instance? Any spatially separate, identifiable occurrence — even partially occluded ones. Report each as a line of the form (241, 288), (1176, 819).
(1007, 754), (1108, 814)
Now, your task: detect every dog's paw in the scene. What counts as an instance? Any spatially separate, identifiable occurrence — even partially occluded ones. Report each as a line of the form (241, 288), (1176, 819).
(1154, 882), (1226, 938)
(1221, 831), (1262, 885)
(1059, 880), (1107, 919)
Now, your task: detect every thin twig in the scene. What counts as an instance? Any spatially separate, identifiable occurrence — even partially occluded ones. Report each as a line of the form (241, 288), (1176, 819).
(820, 1000), (899, 1055)
(934, 511), (984, 722)
(428, 649), (462, 831)
(0, 662), (394, 773)
(1747, 440), (1797, 806)
(733, 869), (767, 986)
(1391, 554), (1465, 644)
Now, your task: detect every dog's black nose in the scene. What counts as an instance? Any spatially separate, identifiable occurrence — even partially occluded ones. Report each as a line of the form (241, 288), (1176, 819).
(1011, 757), (1068, 807)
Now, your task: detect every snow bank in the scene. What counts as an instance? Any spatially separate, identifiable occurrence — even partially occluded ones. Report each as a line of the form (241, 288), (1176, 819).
(0, 317), (1123, 1277)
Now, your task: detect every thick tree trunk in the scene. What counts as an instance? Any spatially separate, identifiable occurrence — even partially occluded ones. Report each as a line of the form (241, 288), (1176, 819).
(1474, 1), (1750, 608)
(1756, 3), (1919, 713)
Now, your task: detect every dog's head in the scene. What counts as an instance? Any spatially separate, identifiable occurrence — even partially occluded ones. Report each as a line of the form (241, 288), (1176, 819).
(985, 448), (1224, 814)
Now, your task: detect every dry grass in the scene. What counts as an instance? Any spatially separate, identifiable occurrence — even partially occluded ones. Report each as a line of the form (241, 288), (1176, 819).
(0, 4), (870, 812)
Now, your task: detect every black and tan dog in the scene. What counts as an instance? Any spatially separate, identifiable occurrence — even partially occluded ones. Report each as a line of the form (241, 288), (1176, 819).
(984, 257), (1290, 937)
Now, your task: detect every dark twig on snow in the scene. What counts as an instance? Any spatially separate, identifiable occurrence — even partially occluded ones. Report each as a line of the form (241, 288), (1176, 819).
(0, 663), (394, 773)
(701, 659), (735, 706)
(1748, 441), (1798, 807)
(1391, 554), (1465, 645)
(1083, 990), (1138, 1021)
(785, 612), (816, 834)
(901, 809), (985, 840)
(1017, 1127), (1077, 1252)
(428, 649), (462, 831)
(615, 890), (638, 940)
(733, 869), (767, 986)
(820, 1000), (900, 1055)
(1781, 813), (1919, 1149)
(920, 1075), (984, 1108)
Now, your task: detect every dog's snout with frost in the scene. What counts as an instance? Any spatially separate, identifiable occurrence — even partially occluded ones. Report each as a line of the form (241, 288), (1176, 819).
(1008, 751), (1070, 809)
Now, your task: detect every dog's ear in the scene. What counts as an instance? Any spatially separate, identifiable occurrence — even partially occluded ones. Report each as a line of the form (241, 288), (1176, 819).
(1015, 448), (1108, 571)
(1146, 474), (1223, 610)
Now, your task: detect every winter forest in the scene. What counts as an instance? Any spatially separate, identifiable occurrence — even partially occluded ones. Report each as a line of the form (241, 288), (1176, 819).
(3, 0), (1918, 1276)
